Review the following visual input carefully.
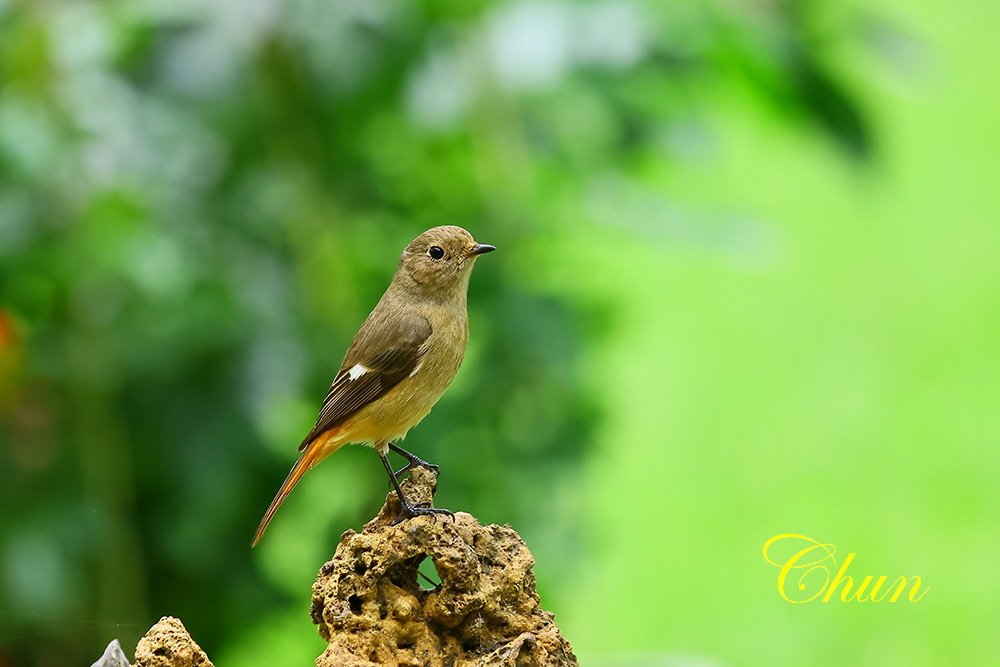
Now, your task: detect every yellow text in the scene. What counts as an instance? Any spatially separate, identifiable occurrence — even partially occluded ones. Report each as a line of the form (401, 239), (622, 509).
(762, 533), (929, 604)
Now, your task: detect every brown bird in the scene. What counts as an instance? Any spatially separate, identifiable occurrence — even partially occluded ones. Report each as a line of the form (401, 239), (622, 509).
(252, 226), (495, 547)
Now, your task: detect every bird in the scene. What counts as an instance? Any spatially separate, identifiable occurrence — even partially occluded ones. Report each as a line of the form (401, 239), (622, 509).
(252, 225), (495, 547)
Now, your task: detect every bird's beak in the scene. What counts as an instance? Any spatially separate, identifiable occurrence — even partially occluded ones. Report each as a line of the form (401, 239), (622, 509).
(469, 243), (496, 256)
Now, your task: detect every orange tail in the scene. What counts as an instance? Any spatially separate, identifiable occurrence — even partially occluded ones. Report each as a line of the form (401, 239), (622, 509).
(252, 433), (334, 547)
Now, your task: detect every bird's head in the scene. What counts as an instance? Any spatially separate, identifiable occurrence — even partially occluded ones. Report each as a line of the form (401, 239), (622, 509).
(397, 226), (495, 297)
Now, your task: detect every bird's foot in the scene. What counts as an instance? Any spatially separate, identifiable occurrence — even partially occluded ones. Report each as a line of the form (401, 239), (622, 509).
(392, 502), (454, 525)
(392, 458), (440, 481)
(387, 442), (440, 481)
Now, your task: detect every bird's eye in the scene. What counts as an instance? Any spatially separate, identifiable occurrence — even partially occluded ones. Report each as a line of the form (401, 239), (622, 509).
(428, 246), (445, 260)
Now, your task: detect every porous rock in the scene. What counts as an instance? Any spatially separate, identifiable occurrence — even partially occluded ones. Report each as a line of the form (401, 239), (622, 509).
(310, 467), (577, 666)
(133, 616), (213, 667)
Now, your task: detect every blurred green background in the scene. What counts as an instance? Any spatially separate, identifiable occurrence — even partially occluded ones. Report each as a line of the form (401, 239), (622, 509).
(1, 0), (997, 665)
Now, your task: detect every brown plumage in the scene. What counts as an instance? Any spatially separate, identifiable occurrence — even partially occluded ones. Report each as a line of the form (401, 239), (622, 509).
(252, 226), (494, 547)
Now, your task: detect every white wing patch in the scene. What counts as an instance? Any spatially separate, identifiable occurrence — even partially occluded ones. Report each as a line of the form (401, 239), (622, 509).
(408, 360), (424, 377)
(347, 363), (367, 381)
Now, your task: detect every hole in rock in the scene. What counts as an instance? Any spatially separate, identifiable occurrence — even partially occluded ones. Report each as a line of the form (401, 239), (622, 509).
(348, 594), (363, 615)
(417, 556), (442, 589)
(387, 553), (433, 590)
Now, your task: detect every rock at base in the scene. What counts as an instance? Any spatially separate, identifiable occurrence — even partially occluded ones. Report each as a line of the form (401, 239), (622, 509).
(310, 467), (577, 667)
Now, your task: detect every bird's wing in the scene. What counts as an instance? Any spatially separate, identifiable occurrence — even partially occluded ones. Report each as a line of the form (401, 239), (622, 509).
(298, 311), (432, 450)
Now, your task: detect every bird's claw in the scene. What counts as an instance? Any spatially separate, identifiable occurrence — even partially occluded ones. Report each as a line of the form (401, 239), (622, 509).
(392, 460), (440, 481)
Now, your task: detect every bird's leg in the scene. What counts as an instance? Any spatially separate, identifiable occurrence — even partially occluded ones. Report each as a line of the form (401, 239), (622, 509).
(380, 452), (454, 524)
(388, 441), (440, 480)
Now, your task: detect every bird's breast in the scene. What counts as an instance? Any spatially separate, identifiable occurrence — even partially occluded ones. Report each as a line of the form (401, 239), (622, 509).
(338, 314), (468, 445)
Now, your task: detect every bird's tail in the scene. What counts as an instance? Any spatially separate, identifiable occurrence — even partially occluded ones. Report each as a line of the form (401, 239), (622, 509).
(252, 430), (339, 547)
